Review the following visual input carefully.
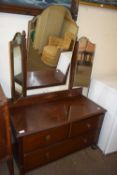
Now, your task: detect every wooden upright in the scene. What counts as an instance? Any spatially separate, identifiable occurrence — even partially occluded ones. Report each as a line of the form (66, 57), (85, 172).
(0, 85), (14, 175)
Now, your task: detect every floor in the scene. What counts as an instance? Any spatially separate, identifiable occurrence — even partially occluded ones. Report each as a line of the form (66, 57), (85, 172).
(1, 147), (117, 175)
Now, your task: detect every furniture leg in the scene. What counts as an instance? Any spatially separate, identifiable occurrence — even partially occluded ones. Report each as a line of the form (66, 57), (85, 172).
(7, 157), (14, 175)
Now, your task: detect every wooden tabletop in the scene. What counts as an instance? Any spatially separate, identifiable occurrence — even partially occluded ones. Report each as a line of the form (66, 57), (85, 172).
(15, 69), (66, 89)
(10, 94), (105, 138)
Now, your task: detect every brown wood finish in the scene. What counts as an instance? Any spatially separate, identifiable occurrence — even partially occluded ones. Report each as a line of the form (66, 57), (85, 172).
(0, 108), (6, 160)
(0, 85), (14, 175)
(69, 41), (78, 90)
(23, 125), (69, 153)
(0, 0), (79, 21)
(10, 87), (82, 108)
(10, 88), (106, 175)
(10, 31), (27, 99)
(15, 69), (67, 90)
(21, 31), (27, 97)
(71, 0), (79, 20)
(69, 115), (102, 137)
(23, 130), (97, 172)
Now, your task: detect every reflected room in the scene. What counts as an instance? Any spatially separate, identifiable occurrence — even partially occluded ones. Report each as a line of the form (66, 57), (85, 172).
(74, 36), (95, 88)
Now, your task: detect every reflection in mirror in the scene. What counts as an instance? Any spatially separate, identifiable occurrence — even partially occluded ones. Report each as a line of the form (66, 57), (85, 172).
(13, 45), (23, 95)
(27, 5), (78, 71)
(74, 36), (95, 88)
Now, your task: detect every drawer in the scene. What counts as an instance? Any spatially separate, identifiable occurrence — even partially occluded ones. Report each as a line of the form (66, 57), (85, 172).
(24, 131), (97, 171)
(23, 125), (69, 153)
(70, 115), (102, 137)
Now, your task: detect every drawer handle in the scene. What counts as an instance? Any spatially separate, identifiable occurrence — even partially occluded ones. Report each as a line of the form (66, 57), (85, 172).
(87, 123), (91, 129)
(45, 135), (51, 141)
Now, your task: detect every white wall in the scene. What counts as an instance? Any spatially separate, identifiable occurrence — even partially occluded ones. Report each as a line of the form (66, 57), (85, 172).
(77, 5), (117, 78)
(0, 5), (117, 97)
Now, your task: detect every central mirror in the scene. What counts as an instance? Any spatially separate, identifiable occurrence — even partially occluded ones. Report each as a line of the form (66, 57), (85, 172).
(27, 5), (78, 71)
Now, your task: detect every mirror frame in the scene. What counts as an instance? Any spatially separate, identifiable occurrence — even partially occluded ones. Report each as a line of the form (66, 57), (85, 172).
(10, 31), (27, 100)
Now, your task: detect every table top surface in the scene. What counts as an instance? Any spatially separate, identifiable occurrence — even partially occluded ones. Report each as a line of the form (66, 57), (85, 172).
(15, 69), (66, 89)
(10, 95), (105, 138)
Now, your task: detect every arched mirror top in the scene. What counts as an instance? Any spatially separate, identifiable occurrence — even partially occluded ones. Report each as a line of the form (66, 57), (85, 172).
(13, 32), (22, 45)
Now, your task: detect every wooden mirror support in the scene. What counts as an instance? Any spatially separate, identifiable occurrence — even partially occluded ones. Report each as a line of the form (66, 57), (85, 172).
(10, 31), (27, 100)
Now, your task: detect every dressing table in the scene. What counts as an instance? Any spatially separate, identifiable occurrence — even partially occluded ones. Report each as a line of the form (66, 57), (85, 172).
(10, 88), (105, 175)
(8, 5), (105, 174)
(0, 2), (106, 175)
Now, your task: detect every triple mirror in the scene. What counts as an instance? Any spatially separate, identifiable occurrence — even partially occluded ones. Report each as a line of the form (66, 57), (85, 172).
(10, 4), (95, 100)
(10, 5), (78, 100)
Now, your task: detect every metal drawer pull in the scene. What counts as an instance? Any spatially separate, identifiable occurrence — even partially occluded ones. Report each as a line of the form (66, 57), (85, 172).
(87, 123), (91, 129)
(45, 135), (51, 141)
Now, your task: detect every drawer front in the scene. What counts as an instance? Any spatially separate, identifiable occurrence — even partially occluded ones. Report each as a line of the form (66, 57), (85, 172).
(70, 115), (102, 137)
(24, 131), (96, 171)
(23, 125), (69, 153)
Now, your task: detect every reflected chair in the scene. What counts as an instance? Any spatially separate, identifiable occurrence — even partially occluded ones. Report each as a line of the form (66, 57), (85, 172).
(77, 36), (95, 65)
(10, 31), (76, 100)
(77, 36), (88, 64)
(41, 32), (75, 67)
(85, 40), (95, 65)
(28, 5), (78, 67)
(76, 36), (95, 87)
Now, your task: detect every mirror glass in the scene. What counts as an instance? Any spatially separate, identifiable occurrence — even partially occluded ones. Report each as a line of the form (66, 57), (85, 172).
(27, 5), (78, 72)
(73, 37), (95, 89)
(13, 45), (23, 95)
(24, 5), (78, 93)
(12, 33), (23, 98)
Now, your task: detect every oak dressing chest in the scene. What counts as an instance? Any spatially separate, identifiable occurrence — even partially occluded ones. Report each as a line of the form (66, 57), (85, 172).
(10, 88), (105, 175)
